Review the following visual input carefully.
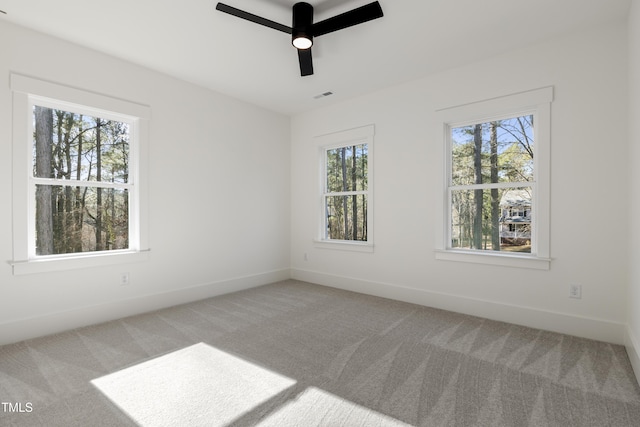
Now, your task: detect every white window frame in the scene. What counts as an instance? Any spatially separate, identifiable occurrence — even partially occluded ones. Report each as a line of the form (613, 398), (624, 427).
(435, 87), (552, 270)
(10, 74), (151, 275)
(314, 125), (374, 252)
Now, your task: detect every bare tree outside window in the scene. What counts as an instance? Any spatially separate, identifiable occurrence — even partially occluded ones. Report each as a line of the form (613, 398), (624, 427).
(450, 115), (534, 253)
(32, 106), (131, 255)
(324, 144), (368, 241)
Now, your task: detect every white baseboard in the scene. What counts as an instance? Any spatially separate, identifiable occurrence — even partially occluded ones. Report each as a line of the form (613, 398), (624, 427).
(4, 266), (631, 352)
(292, 268), (627, 345)
(625, 327), (640, 387)
(0, 269), (290, 346)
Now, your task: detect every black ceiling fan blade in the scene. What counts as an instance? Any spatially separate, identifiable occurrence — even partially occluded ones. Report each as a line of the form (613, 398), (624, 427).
(298, 48), (314, 76)
(216, 3), (292, 34)
(311, 1), (383, 37)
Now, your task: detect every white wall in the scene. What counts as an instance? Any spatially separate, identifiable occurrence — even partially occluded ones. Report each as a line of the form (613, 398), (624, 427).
(0, 21), (291, 345)
(627, 0), (640, 385)
(0, 11), (635, 352)
(291, 21), (629, 344)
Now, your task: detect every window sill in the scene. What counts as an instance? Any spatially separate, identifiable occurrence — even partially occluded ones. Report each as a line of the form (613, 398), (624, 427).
(10, 250), (150, 275)
(314, 240), (374, 253)
(435, 249), (550, 270)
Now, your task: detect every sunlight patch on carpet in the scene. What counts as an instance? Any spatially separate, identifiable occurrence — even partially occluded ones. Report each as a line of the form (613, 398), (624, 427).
(257, 387), (411, 426)
(91, 342), (296, 427)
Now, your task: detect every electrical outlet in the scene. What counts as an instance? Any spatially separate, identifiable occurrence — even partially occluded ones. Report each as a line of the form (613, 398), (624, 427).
(304, 252), (308, 261)
(120, 273), (130, 286)
(569, 284), (581, 299)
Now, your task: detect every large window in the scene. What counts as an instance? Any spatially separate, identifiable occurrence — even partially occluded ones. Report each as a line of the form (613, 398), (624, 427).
(435, 87), (552, 269)
(450, 115), (534, 253)
(11, 74), (150, 274)
(32, 104), (132, 256)
(315, 125), (374, 251)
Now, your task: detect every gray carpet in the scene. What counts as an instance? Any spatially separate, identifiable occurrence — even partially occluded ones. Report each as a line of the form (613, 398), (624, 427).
(1, 280), (639, 426)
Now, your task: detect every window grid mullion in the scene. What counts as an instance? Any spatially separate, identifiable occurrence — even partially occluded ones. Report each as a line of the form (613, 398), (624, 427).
(31, 177), (132, 190)
(323, 190), (368, 197)
(449, 181), (534, 191)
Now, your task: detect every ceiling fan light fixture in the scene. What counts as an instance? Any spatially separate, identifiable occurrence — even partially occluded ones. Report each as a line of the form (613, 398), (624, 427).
(292, 35), (313, 49)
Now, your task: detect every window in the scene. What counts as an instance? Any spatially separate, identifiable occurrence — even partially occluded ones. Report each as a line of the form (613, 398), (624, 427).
(450, 115), (534, 253)
(11, 74), (150, 274)
(435, 87), (552, 269)
(315, 125), (374, 251)
(32, 104), (132, 256)
(324, 144), (368, 241)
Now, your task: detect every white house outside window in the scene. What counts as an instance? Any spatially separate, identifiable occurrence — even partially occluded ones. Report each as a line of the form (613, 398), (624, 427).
(449, 115), (534, 253)
(435, 87), (552, 269)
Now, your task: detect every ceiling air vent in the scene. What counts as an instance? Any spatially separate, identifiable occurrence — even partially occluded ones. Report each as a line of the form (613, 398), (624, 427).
(313, 91), (333, 99)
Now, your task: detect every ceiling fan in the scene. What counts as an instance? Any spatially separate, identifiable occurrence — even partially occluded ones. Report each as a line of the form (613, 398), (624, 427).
(215, 1), (384, 76)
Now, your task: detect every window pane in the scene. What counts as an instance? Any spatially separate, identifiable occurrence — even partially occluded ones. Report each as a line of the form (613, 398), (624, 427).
(325, 195), (368, 241)
(35, 184), (129, 255)
(33, 106), (130, 183)
(451, 187), (532, 253)
(326, 144), (368, 193)
(451, 116), (533, 185)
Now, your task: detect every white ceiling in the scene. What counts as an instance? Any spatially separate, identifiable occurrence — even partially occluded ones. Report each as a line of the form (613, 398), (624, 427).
(0, 0), (631, 115)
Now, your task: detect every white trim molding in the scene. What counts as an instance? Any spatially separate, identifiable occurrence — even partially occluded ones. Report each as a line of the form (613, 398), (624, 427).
(625, 327), (640, 388)
(434, 87), (553, 269)
(435, 249), (551, 270)
(0, 269), (290, 346)
(314, 124), (374, 250)
(291, 268), (626, 345)
(9, 73), (151, 275)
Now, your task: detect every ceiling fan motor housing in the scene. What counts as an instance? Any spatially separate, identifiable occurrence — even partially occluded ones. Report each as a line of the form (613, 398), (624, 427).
(292, 2), (314, 49)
